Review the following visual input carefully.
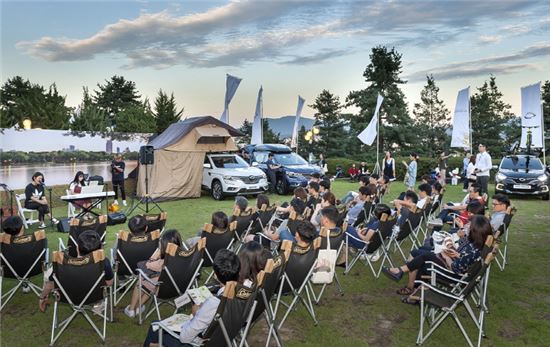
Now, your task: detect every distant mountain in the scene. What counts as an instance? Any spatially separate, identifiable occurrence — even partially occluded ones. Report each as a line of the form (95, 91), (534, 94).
(264, 116), (315, 138)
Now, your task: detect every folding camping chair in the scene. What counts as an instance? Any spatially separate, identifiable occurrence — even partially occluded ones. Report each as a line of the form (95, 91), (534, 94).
(0, 230), (48, 311)
(253, 204), (277, 233)
(414, 245), (498, 347)
(111, 229), (161, 306)
(310, 227), (345, 304)
(200, 222), (236, 284)
(15, 194), (39, 229)
(352, 200), (374, 228)
(274, 238), (321, 330)
(231, 208), (256, 251)
(153, 280), (259, 347)
(247, 254), (287, 347)
(59, 215), (107, 257)
(49, 249), (112, 346)
(145, 212), (168, 234)
(138, 238), (205, 325)
(345, 214), (397, 277)
(388, 209), (423, 262)
(494, 206), (515, 271)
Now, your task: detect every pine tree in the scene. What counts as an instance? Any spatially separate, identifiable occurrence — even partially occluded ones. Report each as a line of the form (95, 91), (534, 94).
(114, 99), (156, 134)
(309, 89), (347, 157)
(70, 87), (109, 136)
(347, 46), (413, 154)
(470, 76), (513, 155)
(413, 75), (450, 157)
(262, 119), (281, 144)
(238, 119), (252, 144)
(297, 125), (316, 158)
(154, 89), (183, 134)
(93, 75), (141, 125)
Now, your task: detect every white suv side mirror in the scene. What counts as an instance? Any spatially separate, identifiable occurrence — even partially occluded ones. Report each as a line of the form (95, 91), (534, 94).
(203, 163), (212, 169)
(252, 161), (258, 167)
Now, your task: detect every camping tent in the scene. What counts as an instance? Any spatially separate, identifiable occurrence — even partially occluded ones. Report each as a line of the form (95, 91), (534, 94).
(137, 116), (243, 200)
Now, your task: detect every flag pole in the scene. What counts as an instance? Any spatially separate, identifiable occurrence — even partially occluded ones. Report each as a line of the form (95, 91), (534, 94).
(541, 86), (546, 166)
(376, 105), (380, 174)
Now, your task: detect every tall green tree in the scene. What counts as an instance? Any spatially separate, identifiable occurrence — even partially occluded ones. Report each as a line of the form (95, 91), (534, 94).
(93, 75), (141, 125)
(154, 89), (183, 134)
(346, 46), (413, 153)
(238, 119), (252, 144)
(237, 118), (280, 144)
(297, 125), (316, 158)
(413, 75), (450, 157)
(70, 87), (109, 136)
(542, 80), (550, 151)
(0, 76), (71, 129)
(470, 76), (514, 154)
(310, 89), (347, 157)
(114, 100), (156, 133)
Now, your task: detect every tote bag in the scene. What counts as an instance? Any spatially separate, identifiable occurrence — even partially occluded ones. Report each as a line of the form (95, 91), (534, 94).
(311, 228), (337, 284)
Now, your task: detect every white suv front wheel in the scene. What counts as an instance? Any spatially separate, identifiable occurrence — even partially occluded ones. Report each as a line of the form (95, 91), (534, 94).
(211, 180), (225, 200)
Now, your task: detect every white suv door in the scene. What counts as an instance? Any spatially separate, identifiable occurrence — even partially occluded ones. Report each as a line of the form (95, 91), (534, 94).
(202, 155), (214, 188)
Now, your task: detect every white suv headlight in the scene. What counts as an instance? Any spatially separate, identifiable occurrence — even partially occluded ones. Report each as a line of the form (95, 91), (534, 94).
(223, 175), (237, 182)
(496, 173), (507, 181)
(538, 174), (548, 182)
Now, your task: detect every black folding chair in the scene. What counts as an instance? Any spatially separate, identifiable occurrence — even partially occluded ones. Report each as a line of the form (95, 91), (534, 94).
(310, 227), (345, 304)
(231, 208), (256, 251)
(200, 223), (236, 284)
(274, 238), (321, 330)
(0, 230), (48, 311)
(388, 209), (423, 261)
(145, 212), (168, 234)
(251, 204), (277, 234)
(111, 229), (160, 306)
(138, 238), (206, 325)
(153, 280), (259, 347)
(353, 200), (374, 228)
(494, 206), (515, 271)
(49, 250), (112, 345)
(59, 215), (108, 257)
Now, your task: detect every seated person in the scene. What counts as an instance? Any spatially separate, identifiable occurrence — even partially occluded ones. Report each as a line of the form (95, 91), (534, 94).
(377, 175), (390, 196)
(358, 162), (370, 178)
(431, 181), (443, 200)
(391, 191), (419, 233)
(347, 164), (360, 181)
(186, 212), (229, 248)
(340, 176), (369, 206)
(319, 180), (331, 197)
(2, 215), (24, 237)
(382, 215), (493, 299)
(345, 185), (377, 226)
(435, 183), (484, 229)
(232, 196), (248, 215)
(69, 171), (92, 210)
(420, 174), (435, 186)
(128, 215), (148, 236)
(490, 193), (510, 232)
(340, 204), (391, 263)
(238, 241), (271, 284)
(306, 182), (321, 210)
(276, 187), (307, 214)
(311, 192), (336, 228)
(124, 230), (183, 318)
(24, 171), (59, 229)
(143, 249), (241, 346)
(309, 172), (321, 184)
(39, 230), (113, 311)
(334, 165), (344, 178)
(394, 183), (431, 211)
(276, 198), (308, 242)
(369, 173), (379, 185)
(288, 220), (317, 249)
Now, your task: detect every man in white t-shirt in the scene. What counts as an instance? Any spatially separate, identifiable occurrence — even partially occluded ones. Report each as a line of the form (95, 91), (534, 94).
(474, 144), (492, 195)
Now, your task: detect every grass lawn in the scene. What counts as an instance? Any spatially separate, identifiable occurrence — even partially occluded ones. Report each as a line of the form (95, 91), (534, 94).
(1, 180), (549, 346)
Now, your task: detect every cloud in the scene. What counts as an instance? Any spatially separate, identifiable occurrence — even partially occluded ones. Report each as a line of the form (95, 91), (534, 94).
(405, 42), (550, 82)
(479, 35), (502, 44)
(283, 48), (353, 65)
(16, 0), (549, 69)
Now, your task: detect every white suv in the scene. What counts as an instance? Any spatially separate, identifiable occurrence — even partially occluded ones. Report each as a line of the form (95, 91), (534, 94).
(202, 153), (269, 200)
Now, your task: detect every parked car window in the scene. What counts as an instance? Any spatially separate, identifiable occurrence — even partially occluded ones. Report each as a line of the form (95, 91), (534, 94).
(211, 155), (249, 169)
(500, 156), (543, 170)
(254, 152), (269, 164)
(274, 152), (308, 166)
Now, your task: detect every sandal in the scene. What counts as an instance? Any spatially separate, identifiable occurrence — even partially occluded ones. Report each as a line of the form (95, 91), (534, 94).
(401, 296), (419, 305)
(381, 267), (403, 282)
(396, 286), (413, 295)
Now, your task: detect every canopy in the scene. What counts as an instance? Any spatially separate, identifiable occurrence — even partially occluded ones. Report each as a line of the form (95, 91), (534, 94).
(137, 116), (243, 200)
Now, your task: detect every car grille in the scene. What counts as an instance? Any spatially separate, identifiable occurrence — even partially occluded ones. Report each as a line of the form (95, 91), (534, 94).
(238, 176), (262, 184)
(509, 177), (537, 185)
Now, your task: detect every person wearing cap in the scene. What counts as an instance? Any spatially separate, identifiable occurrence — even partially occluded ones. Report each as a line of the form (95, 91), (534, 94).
(474, 144), (492, 195)
(111, 154), (127, 206)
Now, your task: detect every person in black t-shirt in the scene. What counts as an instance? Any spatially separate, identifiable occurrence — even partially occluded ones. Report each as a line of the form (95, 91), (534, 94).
(24, 172), (58, 229)
(111, 154), (127, 206)
(265, 153), (281, 192)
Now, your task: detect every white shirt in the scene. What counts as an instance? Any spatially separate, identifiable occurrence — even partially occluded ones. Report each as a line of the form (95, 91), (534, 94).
(416, 196), (427, 209)
(179, 288), (223, 344)
(466, 162), (476, 177)
(475, 152), (492, 177)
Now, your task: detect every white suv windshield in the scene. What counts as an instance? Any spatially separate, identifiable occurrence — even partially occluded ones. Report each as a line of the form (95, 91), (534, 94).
(211, 155), (249, 169)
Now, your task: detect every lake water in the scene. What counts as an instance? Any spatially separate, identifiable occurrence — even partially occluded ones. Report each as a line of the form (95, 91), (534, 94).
(0, 161), (138, 190)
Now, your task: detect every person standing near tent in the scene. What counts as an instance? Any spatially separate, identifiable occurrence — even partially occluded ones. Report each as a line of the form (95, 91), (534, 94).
(403, 153), (418, 191)
(266, 152), (281, 193)
(111, 154), (127, 206)
(474, 144), (492, 195)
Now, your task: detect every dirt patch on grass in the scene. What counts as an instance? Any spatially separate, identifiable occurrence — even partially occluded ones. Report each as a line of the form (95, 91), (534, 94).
(367, 313), (409, 347)
(497, 320), (524, 340)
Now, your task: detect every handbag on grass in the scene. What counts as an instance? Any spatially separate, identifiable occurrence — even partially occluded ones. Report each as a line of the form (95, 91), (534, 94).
(311, 228), (337, 284)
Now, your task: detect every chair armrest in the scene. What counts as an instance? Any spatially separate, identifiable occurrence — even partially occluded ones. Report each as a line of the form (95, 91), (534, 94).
(137, 269), (160, 286)
(345, 232), (370, 244)
(414, 280), (463, 301)
(152, 321), (181, 340)
(426, 261), (453, 274)
(58, 238), (66, 251)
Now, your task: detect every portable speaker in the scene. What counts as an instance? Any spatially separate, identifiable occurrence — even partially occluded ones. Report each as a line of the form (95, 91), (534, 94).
(57, 218), (71, 233)
(139, 145), (155, 165)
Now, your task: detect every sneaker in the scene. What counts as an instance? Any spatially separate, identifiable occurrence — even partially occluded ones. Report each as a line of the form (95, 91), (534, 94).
(368, 251), (381, 262)
(113, 200), (119, 205)
(51, 218), (59, 225)
(21, 283), (31, 294)
(462, 189), (468, 193)
(124, 305), (136, 318)
(38, 223), (46, 229)
(122, 200), (127, 207)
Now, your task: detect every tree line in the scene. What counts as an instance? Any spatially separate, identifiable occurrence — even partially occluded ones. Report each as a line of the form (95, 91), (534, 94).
(2, 46), (549, 157)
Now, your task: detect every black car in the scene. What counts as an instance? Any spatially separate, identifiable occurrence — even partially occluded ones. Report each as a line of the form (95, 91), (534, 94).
(495, 154), (549, 200)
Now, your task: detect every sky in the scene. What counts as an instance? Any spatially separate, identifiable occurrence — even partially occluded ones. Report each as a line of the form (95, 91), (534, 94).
(2, 0), (550, 129)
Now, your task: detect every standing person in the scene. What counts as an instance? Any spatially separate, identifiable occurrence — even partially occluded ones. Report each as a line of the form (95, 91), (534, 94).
(403, 153), (418, 191)
(466, 155), (477, 189)
(462, 153), (471, 192)
(69, 171), (92, 210)
(111, 154), (127, 206)
(474, 144), (492, 196)
(318, 154), (328, 175)
(266, 153), (281, 193)
(383, 151), (396, 182)
(24, 172), (59, 229)
(438, 152), (451, 186)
